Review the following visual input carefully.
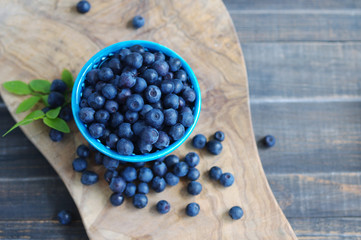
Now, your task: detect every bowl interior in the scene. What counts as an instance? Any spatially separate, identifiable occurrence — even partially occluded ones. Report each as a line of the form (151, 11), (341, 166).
(72, 40), (201, 162)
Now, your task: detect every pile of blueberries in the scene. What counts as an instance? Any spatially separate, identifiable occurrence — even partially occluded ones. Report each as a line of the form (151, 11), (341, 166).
(78, 44), (196, 156)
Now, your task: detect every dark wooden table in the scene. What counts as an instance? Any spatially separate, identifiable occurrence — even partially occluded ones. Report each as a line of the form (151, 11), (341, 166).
(1, 1), (361, 239)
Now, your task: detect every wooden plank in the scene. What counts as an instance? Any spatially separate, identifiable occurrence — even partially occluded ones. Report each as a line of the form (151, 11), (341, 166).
(0, 220), (87, 240)
(252, 101), (361, 174)
(243, 42), (361, 99)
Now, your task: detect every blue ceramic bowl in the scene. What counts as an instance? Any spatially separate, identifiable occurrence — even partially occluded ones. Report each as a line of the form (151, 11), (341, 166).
(72, 40), (201, 162)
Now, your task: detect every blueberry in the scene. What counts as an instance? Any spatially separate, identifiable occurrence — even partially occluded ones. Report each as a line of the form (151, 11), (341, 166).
(209, 166), (222, 180)
(152, 60), (169, 76)
(42, 107), (50, 113)
(94, 151), (104, 165)
(125, 110), (139, 124)
(80, 99), (88, 108)
(124, 52), (143, 69)
(180, 106), (192, 114)
(163, 94), (179, 109)
(151, 176), (166, 193)
(145, 109), (164, 128)
(104, 169), (118, 183)
(103, 156), (119, 170)
(59, 106), (73, 122)
(219, 172), (234, 187)
(229, 206), (243, 220)
(72, 158), (87, 172)
(165, 172), (179, 186)
(119, 72), (136, 88)
(263, 135), (276, 148)
(139, 104), (153, 118)
(164, 155), (179, 168)
(110, 192), (125, 206)
(163, 109), (178, 126)
(124, 183), (137, 197)
(206, 140), (223, 155)
(187, 181), (202, 195)
(108, 57), (122, 75)
(156, 200), (170, 214)
(48, 91), (65, 108)
(116, 138), (134, 155)
(106, 133), (119, 149)
(133, 193), (148, 209)
(104, 100), (119, 114)
(192, 134), (206, 149)
(187, 168), (200, 181)
(126, 94), (144, 112)
(174, 69), (187, 82)
(77, 144), (90, 158)
(57, 210), (72, 225)
(160, 80), (174, 94)
(137, 139), (153, 154)
(95, 81), (106, 93)
(132, 161), (146, 168)
(122, 166), (137, 182)
(168, 57), (181, 72)
(178, 97), (186, 109)
(172, 79), (183, 94)
(116, 88), (132, 104)
(117, 123), (133, 139)
(95, 109), (110, 124)
(132, 16), (145, 29)
(50, 79), (67, 93)
(138, 167), (154, 183)
(122, 66), (137, 75)
(76, 0), (91, 13)
(132, 77), (147, 93)
(179, 112), (194, 127)
(154, 131), (170, 150)
(140, 127), (159, 144)
(132, 120), (146, 136)
(98, 67), (114, 82)
(129, 44), (145, 54)
(169, 123), (185, 141)
(79, 107), (95, 123)
(101, 84), (117, 100)
(182, 87), (196, 103)
(109, 176), (127, 193)
(154, 51), (165, 61)
(119, 48), (131, 61)
(83, 86), (95, 99)
(137, 182), (149, 194)
(186, 203), (200, 217)
(142, 52), (155, 65)
(81, 170), (99, 185)
(152, 161), (167, 177)
(87, 92), (105, 110)
(173, 161), (189, 177)
(142, 69), (159, 84)
(49, 129), (64, 142)
(110, 112), (124, 128)
(214, 131), (225, 142)
(86, 69), (99, 85)
(89, 123), (105, 138)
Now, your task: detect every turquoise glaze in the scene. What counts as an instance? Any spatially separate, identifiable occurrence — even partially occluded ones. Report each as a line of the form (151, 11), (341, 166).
(72, 40), (201, 162)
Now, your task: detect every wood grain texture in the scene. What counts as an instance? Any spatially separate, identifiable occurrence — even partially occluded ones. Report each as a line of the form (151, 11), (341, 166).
(0, 0), (296, 239)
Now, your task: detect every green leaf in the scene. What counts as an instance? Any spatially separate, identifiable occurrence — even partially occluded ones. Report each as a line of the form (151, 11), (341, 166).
(16, 96), (41, 114)
(29, 79), (51, 93)
(46, 107), (61, 119)
(43, 117), (70, 133)
(61, 69), (74, 90)
(41, 95), (49, 107)
(3, 110), (45, 137)
(3, 81), (32, 95)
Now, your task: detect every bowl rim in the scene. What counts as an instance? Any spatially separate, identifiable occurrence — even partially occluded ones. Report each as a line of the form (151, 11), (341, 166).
(72, 40), (201, 162)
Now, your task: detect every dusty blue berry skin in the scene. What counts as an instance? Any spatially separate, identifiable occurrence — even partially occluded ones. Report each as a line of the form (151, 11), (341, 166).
(98, 67), (114, 82)
(94, 151), (104, 165)
(163, 94), (179, 109)
(163, 109), (178, 126)
(110, 193), (125, 206)
(125, 52), (143, 69)
(133, 77), (147, 93)
(152, 60), (169, 76)
(106, 133), (119, 149)
(109, 176), (127, 193)
(145, 109), (164, 128)
(110, 112), (124, 128)
(105, 100), (119, 113)
(108, 57), (122, 75)
(104, 169), (118, 183)
(124, 183), (137, 197)
(180, 106), (192, 114)
(169, 123), (185, 141)
(152, 161), (168, 177)
(132, 15), (145, 29)
(142, 52), (155, 65)
(187, 181), (202, 195)
(102, 84), (117, 99)
(95, 81), (106, 93)
(102, 156), (119, 170)
(209, 166), (222, 180)
(137, 167), (153, 183)
(87, 92), (105, 110)
(219, 172), (234, 187)
(122, 166), (137, 182)
(165, 172), (179, 186)
(88, 123), (105, 138)
(185, 152), (200, 168)
(192, 134), (206, 149)
(173, 162), (189, 177)
(83, 86), (95, 99)
(137, 182), (149, 194)
(186, 203), (200, 217)
(130, 44), (145, 54)
(263, 135), (276, 148)
(95, 109), (110, 124)
(187, 168), (200, 181)
(117, 122), (133, 139)
(179, 112), (194, 127)
(119, 48), (131, 61)
(76, 0), (91, 13)
(168, 57), (182, 72)
(126, 94), (144, 112)
(229, 206), (243, 220)
(182, 87), (196, 103)
(154, 131), (170, 150)
(125, 110), (139, 124)
(57, 210), (72, 225)
(81, 171), (99, 185)
(51, 79), (67, 93)
(132, 120), (146, 136)
(156, 200), (171, 214)
(116, 138), (134, 155)
(206, 140), (223, 155)
(59, 106), (73, 122)
(144, 85), (161, 103)
(133, 194), (148, 209)
(49, 129), (64, 142)
(72, 158), (87, 172)
(80, 99), (89, 108)
(160, 80), (174, 94)
(164, 155), (179, 168)
(116, 88), (132, 104)
(151, 176), (166, 193)
(139, 104), (153, 118)
(214, 131), (225, 142)
(172, 79), (183, 94)
(175, 69), (187, 82)
(140, 127), (159, 144)
(86, 69), (99, 85)
(48, 91), (65, 108)
(154, 51), (165, 61)
(142, 69), (158, 84)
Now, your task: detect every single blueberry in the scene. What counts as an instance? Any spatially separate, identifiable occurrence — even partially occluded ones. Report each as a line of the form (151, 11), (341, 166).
(152, 60), (169, 76)
(101, 84), (117, 100)
(48, 91), (65, 108)
(154, 51), (165, 61)
(137, 182), (149, 194)
(169, 123), (185, 141)
(179, 112), (194, 127)
(138, 167), (154, 183)
(145, 109), (164, 128)
(57, 210), (72, 225)
(137, 139), (153, 154)
(116, 88), (132, 104)
(79, 107), (95, 123)
(154, 131), (170, 150)
(119, 48), (131, 61)
(152, 161), (168, 177)
(163, 94), (179, 109)
(142, 69), (159, 84)
(173, 161), (189, 177)
(214, 131), (225, 142)
(59, 106), (73, 122)
(103, 156), (119, 170)
(163, 109), (178, 126)
(129, 44), (145, 54)
(81, 170), (99, 185)
(132, 16), (145, 29)
(126, 94), (144, 112)
(77, 144), (90, 158)
(87, 92), (105, 110)
(94, 151), (103, 165)
(95, 109), (110, 124)
(124, 183), (137, 197)
(219, 172), (234, 187)
(151, 176), (166, 193)
(164, 155), (179, 168)
(187, 168), (200, 181)
(133, 193), (148, 209)
(110, 112), (124, 128)
(187, 181), (202, 195)
(108, 57), (122, 75)
(109, 176), (127, 193)
(119, 72), (136, 88)
(122, 166), (137, 182)
(172, 79), (183, 94)
(49, 129), (64, 142)
(125, 110), (139, 124)
(88, 123), (105, 138)
(86, 69), (99, 85)
(209, 166), (222, 180)
(165, 172), (179, 186)
(50, 79), (67, 93)
(156, 200), (171, 214)
(263, 135), (276, 148)
(106, 133), (119, 149)
(180, 106), (192, 114)
(104, 100), (119, 113)
(72, 158), (87, 172)
(117, 122), (133, 139)
(174, 69), (187, 82)
(110, 192), (125, 206)
(160, 80), (174, 94)
(95, 81), (106, 93)
(76, 0), (91, 13)
(140, 127), (159, 144)
(142, 52), (155, 65)
(98, 67), (114, 82)
(229, 206), (243, 220)
(104, 169), (118, 183)
(178, 97), (186, 109)
(168, 57), (181, 72)
(206, 140), (223, 155)
(139, 104), (153, 119)
(125, 52), (143, 69)
(182, 87), (196, 103)
(132, 120), (147, 136)
(116, 138), (134, 155)
(83, 86), (95, 99)
(192, 134), (206, 149)
(186, 203), (200, 217)
(132, 77), (147, 93)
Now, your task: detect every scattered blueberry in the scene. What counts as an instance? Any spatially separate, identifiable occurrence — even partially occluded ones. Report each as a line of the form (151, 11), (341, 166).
(192, 134), (206, 149)
(156, 200), (170, 214)
(137, 182), (149, 194)
(72, 158), (87, 172)
(263, 135), (276, 148)
(173, 161), (189, 177)
(219, 172), (234, 187)
(94, 151), (104, 165)
(59, 106), (72, 122)
(186, 203), (200, 217)
(109, 176), (127, 193)
(51, 79), (67, 93)
(133, 193), (148, 209)
(152, 161), (167, 177)
(132, 15), (145, 29)
(76, 0), (91, 14)
(209, 166), (222, 180)
(164, 155), (179, 168)
(165, 172), (179, 186)
(48, 91), (65, 108)
(206, 140), (223, 155)
(104, 169), (118, 183)
(124, 183), (137, 197)
(138, 167), (154, 183)
(214, 131), (225, 142)
(187, 168), (200, 181)
(57, 210), (72, 225)
(49, 129), (64, 142)
(121, 166), (137, 182)
(184, 152), (200, 168)
(81, 170), (99, 185)
(110, 193), (125, 206)
(229, 206), (243, 220)
(187, 181), (202, 195)
(151, 176), (166, 193)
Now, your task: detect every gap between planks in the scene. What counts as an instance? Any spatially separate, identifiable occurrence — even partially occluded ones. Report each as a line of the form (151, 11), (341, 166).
(228, 9), (361, 15)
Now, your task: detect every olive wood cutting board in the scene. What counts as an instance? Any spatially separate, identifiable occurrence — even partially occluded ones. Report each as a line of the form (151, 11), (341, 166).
(0, 0), (297, 239)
